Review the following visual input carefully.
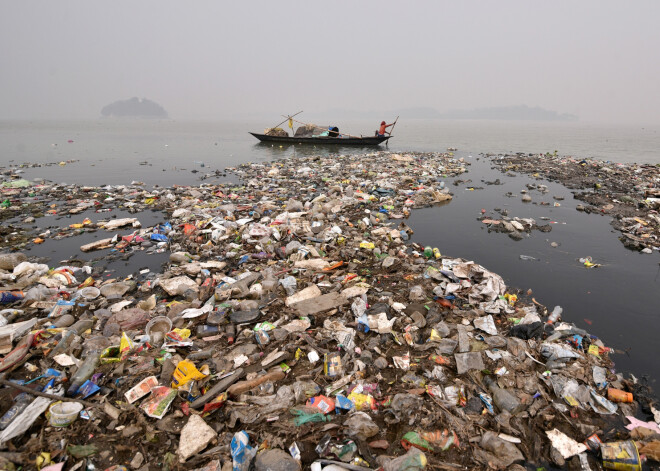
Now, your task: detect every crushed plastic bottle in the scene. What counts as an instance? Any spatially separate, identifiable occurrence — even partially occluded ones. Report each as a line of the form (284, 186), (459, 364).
(483, 376), (523, 414)
(547, 305), (563, 324)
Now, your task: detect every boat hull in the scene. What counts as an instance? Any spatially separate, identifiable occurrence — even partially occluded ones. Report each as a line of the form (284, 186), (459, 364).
(249, 132), (391, 146)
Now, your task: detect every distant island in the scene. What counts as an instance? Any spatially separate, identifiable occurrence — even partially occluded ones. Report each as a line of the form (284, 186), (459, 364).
(435, 105), (578, 121)
(101, 97), (168, 118)
(316, 105), (578, 121)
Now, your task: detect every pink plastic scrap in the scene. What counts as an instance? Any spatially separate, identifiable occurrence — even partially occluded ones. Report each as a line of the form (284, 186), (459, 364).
(625, 416), (660, 434)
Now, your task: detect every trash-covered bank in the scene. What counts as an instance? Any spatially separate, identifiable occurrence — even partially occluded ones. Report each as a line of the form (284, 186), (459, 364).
(0, 151), (659, 471)
(490, 153), (660, 255)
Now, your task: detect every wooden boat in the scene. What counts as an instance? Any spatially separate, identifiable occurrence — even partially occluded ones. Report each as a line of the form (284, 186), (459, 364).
(249, 132), (391, 146)
(250, 112), (397, 146)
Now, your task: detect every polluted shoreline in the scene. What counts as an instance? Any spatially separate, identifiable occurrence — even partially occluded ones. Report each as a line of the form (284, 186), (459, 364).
(487, 153), (660, 254)
(0, 151), (659, 470)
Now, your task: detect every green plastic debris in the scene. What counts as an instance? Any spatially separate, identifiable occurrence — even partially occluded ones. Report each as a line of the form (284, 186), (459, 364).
(290, 407), (329, 426)
(1, 179), (31, 188)
(67, 444), (98, 458)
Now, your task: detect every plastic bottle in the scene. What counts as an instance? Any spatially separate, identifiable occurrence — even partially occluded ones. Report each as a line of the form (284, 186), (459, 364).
(70, 319), (95, 335)
(0, 309), (22, 327)
(423, 246), (433, 258)
(0, 291), (24, 305)
(169, 252), (193, 264)
(0, 253), (27, 270)
(48, 330), (79, 358)
(238, 300), (259, 311)
(22, 285), (56, 303)
(483, 376), (522, 414)
(547, 306), (562, 324)
(607, 388), (633, 403)
(52, 314), (76, 328)
(188, 350), (213, 361)
(225, 324), (236, 344)
(0, 392), (32, 430)
(66, 351), (101, 396)
(433, 248), (441, 259)
(196, 325), (220, 338)
(383, 447), (427, 471)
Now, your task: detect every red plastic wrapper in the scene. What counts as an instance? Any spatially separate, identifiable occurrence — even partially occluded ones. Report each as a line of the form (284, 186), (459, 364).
(306, 395), (336, 414)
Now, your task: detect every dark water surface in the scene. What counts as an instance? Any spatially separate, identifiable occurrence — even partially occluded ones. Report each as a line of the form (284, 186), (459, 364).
(408, 154), (660, 384)
(1, 118), (659, 383)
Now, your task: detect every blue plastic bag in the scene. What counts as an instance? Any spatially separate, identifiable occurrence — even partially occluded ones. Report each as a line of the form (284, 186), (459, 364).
(231, 431), (255, 471)
(150, 233), (168, 242)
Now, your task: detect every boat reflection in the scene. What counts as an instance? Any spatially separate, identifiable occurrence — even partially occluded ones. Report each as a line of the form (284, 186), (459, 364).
(253, 142), (379, 160)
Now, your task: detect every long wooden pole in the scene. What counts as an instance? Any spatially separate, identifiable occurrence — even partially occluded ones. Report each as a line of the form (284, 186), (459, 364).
(386, 116), (399, 147)
(387, 116), (399, 136)
(273, 110), (303, 129)
(0, 379), (98, 408)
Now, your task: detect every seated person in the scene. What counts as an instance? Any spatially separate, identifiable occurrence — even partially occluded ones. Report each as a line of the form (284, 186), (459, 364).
(377, 121), (394, 137)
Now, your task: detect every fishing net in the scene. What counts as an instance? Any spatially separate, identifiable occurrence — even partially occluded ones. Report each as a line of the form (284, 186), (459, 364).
(264, 127), (288, 137)
(293, 124), (327, 137)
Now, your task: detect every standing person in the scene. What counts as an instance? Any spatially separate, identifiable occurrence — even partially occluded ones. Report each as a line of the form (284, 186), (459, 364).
(377, 121), (394, 137)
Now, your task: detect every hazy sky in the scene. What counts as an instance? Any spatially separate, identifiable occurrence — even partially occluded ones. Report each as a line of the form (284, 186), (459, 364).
(2, 1), (659, 124)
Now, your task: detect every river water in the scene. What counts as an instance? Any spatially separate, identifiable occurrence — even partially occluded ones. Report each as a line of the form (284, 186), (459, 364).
(1, 118), (659, 383)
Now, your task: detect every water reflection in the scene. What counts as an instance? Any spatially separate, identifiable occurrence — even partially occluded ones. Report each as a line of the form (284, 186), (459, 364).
(252, 142), (385, 161)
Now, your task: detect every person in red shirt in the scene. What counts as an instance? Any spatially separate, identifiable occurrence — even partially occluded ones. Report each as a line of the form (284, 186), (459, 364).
(377, 121), (394, 137)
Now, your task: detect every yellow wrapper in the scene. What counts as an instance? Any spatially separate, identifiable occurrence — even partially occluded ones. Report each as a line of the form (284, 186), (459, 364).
(347, 392), (376, 411)
(428, 329), (443, 342)
(78, 277), (95, 288)
(171, 359), (208, 389)
(100, 345), (120, 364)
(119, 332), (135, 360)
(172, 328), (191, 339)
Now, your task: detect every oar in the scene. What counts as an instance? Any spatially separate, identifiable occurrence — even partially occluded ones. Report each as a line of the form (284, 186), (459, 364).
(386, 116), (399, 147)
(273, 110), (303, 129)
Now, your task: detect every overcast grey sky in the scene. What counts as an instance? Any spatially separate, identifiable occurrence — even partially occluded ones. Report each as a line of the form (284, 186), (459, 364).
(1, 1), (659, 124)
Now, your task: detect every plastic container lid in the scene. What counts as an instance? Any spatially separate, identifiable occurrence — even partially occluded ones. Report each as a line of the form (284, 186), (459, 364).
(49, 402), (83, 427)
(80, 286), (101, 300)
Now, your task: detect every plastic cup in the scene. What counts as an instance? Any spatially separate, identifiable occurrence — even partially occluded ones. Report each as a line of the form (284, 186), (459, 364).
(49, 402), (83, 427)
(145, 316), (173, 344)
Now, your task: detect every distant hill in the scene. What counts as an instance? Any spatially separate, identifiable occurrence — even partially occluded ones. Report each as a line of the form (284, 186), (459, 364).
(101, 97), (168, 118)
(436, 105), (578, 121)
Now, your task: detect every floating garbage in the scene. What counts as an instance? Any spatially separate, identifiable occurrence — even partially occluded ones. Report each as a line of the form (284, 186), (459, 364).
(0, 150), (656, 470)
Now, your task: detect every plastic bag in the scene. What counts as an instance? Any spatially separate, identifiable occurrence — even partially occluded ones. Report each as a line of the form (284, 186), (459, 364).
(344, 411), (379, 440)
(383, 447), (427, 471)
(231, 431), (256, 471)
(290, 406), (329, 426)
(279, 276), (297, 296)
